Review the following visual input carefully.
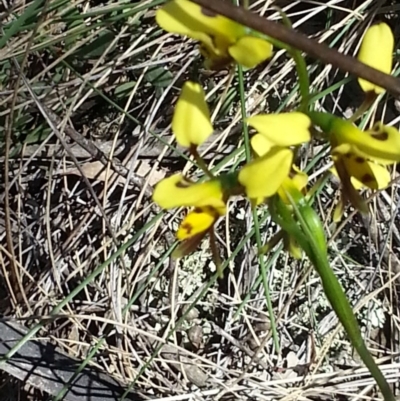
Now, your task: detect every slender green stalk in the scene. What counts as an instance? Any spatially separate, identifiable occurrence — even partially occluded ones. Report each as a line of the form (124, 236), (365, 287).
(291, 50), (310, 111)
(236, 65), (252, 161)
(271, 191), (395, 401)
(235, 59), (280, 352)
(295, 202), (394, 401)
(277, 10), (310, 111)
(190, 146), (215, 179)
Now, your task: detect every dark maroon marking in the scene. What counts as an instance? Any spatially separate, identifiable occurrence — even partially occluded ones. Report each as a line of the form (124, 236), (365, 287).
(208, 34), (218, 48)
(355, 156), (365, 163)
(181, 223), (193, 235)
(361, 173), (374, 184)
(200, 7), (218, 17)
(176, 180), (191, 188)
(344, 153), (353, 159)
(370, 131), (388, 141)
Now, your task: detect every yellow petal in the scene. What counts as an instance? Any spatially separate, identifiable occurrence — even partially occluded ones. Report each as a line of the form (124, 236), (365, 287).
(285, 234), (302, 259)
(247, 112), (311, 147)
(333, 148), (390, 190)
(228, 36), (272, 68)
(278, 166), (308, 204)
(363, 122), (400, 163)
(153, 174), (226, 213)
(334, 158), (368, 214)
(172, 81), (214, 147)
(251, 133), (273, 156)
(176, 206), (218, 240)
(322, 115), (400, 163)
(156, 0), (243, 49)
(291, 166), (308, 192)
(333, 198), (344, 223)
(238, 148), (293, 199)
(357, 23), (394, 94)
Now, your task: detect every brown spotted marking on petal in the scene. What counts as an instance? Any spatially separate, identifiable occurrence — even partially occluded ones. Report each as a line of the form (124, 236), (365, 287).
(209, 34), (218, 48)
(361, 173), (374, 184)
(200, 7), (218, 17)
(370, 131), (389, 141)
(344, 153), (353, 159)
(175, 179), (191, 188)
(355, 156), (365, 163)
(180, 222), (193, 235)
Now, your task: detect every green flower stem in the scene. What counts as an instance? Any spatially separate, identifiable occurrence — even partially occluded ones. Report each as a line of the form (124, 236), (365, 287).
(271, 192), (395, 401)
(277, 9), (310, 111)
(236, 64), (251, 161)
(190, 145), (215, 179)
(235, 59), (280, 352)
(291, 49), (310, 112)
(251, 206), (280, 353)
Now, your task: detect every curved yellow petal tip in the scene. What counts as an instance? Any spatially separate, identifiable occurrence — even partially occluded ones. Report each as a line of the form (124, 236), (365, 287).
(176, 206), (218, 240)
(357, 22), (394, 94)
(251, 133), (273, 156)
(172, 81), (213, 147)
(318, 114), (400, 163)
(229, 36), (272, 68)
(285, 234), (303, 259)
(153, 174), (226, 211)
(238, 148), (293, 200)
(156, 0), (194, 36)
(278, 166), (308, 204)
(247, 112), (311, 147)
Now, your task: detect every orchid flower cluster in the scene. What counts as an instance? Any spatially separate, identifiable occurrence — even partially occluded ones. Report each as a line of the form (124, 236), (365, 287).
(153, 0), (399, 259)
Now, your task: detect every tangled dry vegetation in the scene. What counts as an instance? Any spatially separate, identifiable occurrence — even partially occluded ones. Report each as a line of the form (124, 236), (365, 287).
(1, 0), (400, 400)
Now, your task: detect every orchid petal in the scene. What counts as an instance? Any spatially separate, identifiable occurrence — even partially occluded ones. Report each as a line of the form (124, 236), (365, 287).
(247, 112), (311, 147)
(172, 81), (214, 147)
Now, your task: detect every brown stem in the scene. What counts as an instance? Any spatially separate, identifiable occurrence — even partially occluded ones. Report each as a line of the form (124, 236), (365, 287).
(190, 0), (400, 97)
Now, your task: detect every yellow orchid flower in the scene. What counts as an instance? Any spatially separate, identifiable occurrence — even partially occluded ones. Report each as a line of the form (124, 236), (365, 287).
(153, 173), (228, 256)
(172, 81), (213, 148)
(309, 112), (397, 213)
(153, 174), (226, 214)
(309, 113), (400, 164)
(332, 144), (391, 190)
(357, 23), (394, 94)
(239, 112), (311, 204)
(156, 0), (272, 69)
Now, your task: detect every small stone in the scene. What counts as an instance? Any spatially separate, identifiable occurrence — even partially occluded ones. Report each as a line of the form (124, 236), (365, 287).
(188, 325), (203, 349)
(182, 306), (199, 321)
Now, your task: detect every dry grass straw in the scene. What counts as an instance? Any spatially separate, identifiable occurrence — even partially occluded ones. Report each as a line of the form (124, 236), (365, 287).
(0, 0), (400, 399)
